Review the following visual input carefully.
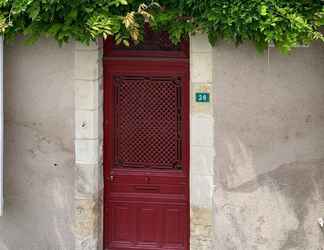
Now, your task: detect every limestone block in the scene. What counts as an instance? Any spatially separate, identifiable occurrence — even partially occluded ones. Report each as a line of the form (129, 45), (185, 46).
(75, 236), (98, 250)
(191, 52), (213, 83)
(98, 139), (104, 164)
(98, 105), (103, 140)
(98, 50), (104, 78)
(190, 207), (213, 226)
(190, 34), (212, 53)
(74, 199), (98, 239)
(190, 207), (214, 250)
(97, 193), (104, 250)
(75, 79), (100, 110)
(191, 146), (215, 176)
(75, 40), (103, 51)
(75, 164), (100, 199)
(190, 175), (214, 208)
(98, 163), (104, 192)
(190, 240), (213, 250)
(191, 83), (213, 115)
(191, 114), (214, 147)
(98, 78), (104, 108)
(74, 49), (101, 80)
(75, 110), (99, 139)
(75, 139), (100, 164)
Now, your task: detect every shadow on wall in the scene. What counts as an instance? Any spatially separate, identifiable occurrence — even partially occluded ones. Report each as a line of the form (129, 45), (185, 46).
(212, 40), (324, 250)
(215, 135), (324, 250)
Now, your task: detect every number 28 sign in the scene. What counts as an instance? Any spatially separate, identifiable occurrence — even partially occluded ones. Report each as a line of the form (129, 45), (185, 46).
(195, 92), (210, 103)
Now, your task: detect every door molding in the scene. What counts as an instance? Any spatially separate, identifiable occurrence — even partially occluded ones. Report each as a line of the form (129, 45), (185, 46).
(72, 34), (216, 250)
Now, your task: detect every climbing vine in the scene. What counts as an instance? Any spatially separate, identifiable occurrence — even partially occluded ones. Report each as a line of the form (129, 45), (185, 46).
(0, 0), (323, 52)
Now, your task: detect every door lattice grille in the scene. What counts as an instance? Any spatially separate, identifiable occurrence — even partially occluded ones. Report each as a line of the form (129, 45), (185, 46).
(112, 76), (183, 170)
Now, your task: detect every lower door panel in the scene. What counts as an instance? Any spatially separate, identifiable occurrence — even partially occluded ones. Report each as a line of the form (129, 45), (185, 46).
(107, 201), (187, 250)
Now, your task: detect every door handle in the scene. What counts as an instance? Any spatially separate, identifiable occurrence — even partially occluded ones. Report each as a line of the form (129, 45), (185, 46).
(110, 175), (114, 183)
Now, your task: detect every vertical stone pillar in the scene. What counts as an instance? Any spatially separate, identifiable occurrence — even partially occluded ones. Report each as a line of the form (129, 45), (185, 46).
(190, 34), (215, 250)
(73, 41), (103, 250)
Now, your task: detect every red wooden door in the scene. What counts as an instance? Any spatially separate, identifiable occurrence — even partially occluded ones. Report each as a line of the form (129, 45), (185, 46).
(103, 33), (189, 250)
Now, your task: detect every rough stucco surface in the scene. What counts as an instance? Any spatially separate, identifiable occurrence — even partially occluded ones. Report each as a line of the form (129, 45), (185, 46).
(0, 35), (323, 250)
(0, 38), (75, 250)
(213, 41), (324, 250)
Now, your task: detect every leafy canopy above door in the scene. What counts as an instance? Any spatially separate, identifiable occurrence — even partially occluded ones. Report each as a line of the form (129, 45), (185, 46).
(0, 0), (323, 53)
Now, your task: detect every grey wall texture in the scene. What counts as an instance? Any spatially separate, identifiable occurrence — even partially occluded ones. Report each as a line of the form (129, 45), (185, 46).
(0, 38), (75, 250)
(213, 41), (324, 250)
(0, 36), (323, 250)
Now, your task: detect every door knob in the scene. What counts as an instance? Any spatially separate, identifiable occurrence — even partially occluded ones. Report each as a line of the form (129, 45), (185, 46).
(110, 175), (114, 183)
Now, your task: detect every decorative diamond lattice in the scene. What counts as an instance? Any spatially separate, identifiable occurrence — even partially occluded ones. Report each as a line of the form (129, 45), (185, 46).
(112, 76), (183, 170)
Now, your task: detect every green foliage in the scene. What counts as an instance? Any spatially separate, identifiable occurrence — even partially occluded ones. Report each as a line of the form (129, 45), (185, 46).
(150, 0), (324, 53)
(0, 0), (323, 52)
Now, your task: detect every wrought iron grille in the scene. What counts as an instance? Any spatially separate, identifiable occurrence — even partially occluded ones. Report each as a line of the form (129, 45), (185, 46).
(112, 76), (183, 170)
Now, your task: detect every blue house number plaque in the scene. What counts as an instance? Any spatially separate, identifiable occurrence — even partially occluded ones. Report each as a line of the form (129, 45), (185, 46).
(195, 92), (210, 103)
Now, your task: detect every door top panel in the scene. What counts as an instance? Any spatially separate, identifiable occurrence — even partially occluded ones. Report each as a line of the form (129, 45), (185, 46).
(104, 26), (189, 59)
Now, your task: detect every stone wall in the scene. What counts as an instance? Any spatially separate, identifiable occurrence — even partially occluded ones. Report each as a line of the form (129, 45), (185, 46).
(0, 38), (75, 250)
(212, 41), (324, 249)
(73, 41), (103, 250)
(0, 34), (323, 250)
(190, 35), (215, 250)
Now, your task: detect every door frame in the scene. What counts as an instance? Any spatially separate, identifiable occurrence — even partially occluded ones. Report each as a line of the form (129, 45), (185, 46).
(73, 34), (215, 250)
(103, 38), (190, 249)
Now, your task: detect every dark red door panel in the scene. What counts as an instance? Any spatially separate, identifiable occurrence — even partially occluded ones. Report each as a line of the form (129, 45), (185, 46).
(104, 36), (189, 250)
(109, 202), (135, 244)
(106, 202), (188, 250)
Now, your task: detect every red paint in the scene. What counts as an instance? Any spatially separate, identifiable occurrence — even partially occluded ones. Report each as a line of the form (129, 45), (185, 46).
(103, 35), (189, 250)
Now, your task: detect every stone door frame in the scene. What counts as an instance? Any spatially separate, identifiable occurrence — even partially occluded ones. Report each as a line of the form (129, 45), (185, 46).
(73, 35), (215, 250)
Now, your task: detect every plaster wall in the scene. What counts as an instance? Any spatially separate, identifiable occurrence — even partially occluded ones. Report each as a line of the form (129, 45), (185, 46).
(212, 41), (324, 249)
(0, 38), (75, 250)
(0, 34), (323, 250)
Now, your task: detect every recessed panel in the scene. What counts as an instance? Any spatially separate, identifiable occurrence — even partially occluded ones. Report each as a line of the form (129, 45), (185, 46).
(164, 206), (186, 247)
(111, 204), (133, 243)
(136, 206), (160, 245)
